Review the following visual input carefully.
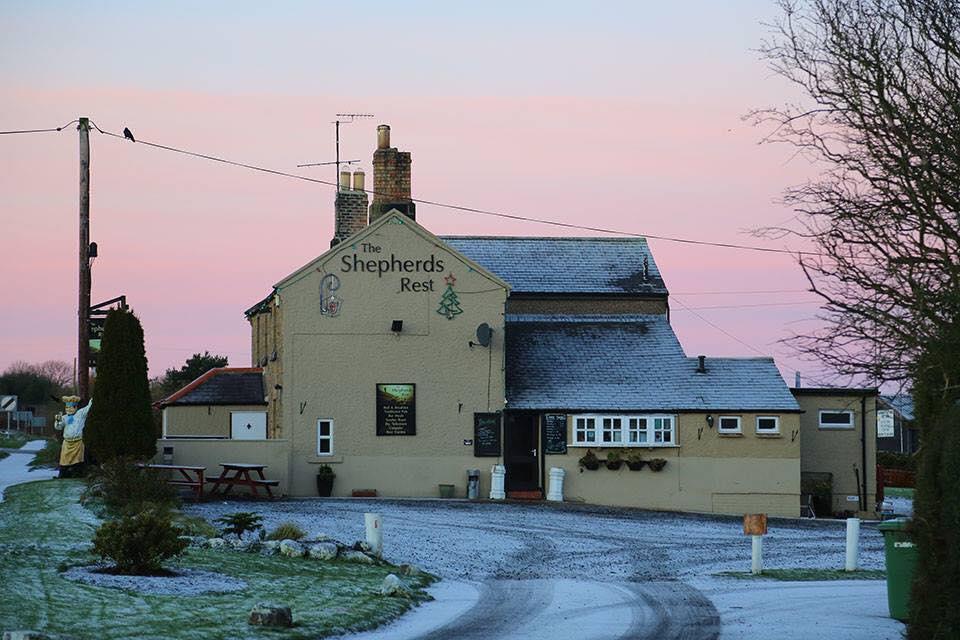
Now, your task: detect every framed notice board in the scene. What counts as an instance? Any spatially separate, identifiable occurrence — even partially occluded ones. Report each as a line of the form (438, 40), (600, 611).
(376, 384), (416, 436)
(542, 414), (568, 454)
(473, 412), (501, 457)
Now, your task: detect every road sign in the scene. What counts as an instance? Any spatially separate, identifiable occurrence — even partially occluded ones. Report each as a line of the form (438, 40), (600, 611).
(877, 409), (895, 438)
(0, 396), (17, 412)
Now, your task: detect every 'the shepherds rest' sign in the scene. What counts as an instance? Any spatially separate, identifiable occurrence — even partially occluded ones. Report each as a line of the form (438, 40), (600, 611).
(376, 384), (416, 436)
(341, 241), (446, 293)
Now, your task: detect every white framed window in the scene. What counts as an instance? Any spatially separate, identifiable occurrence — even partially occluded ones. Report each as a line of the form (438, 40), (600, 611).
(756, 416), (780, 435)
(574, 416), (597, 444)
(316, 419), (334, 455)
(819, 410), (854, 429)
(601, 417), (623, 444)
(628, 417), (648, 444)
(718, 416), (742, 434)
(572, 414), (675, 447)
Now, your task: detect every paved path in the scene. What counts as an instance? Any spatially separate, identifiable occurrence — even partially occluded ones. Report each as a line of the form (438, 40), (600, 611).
(0, 440), (56, 502)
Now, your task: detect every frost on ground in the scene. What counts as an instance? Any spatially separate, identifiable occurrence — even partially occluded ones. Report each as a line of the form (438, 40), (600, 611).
(0, 439), (56, 502)
(186, 498), (887, 581)
(62, 565), (248, 596)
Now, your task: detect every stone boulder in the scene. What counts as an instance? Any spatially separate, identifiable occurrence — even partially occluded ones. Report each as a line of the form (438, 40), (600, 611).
(398, 563), (421, 577)
(278, 539), (306, 558)
(352, 540), (372, 552)
(307, 542), (339, 561)
(379, 574), (410, 597)
(206, 538), (226, 550)
(260, 540), (280, 555)
(341, 550), (376, 564)
(248, 603), (293, 628)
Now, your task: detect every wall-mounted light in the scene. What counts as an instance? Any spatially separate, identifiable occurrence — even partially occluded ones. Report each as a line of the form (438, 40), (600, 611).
(88, 241), (98, 267)
(706, 415), (715, 429)
(391, 320), (403, 333)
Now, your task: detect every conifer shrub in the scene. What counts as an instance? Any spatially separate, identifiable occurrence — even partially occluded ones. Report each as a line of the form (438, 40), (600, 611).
(215, 512), (264, 538)
(83, 458), (179, 516)
(92, 508), (188, 575)
(265, 522), (306, 541)
(84, 309), (156, 462)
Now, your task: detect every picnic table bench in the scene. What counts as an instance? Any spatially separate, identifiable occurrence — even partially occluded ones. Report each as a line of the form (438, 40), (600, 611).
(206, 462), (280, 499)
(137, 463), (206, 499)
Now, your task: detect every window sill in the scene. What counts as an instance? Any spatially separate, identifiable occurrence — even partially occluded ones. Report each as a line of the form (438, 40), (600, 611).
(718, 432), (743, 438)
(569, 444), (680, 449)
(818, 426), (855, 431)
(755, 433), (782, 438)
(308, 456), (344, 464)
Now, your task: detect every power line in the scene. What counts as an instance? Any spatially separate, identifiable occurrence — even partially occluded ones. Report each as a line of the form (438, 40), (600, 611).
(0, 120), (78, 135)
(673, 300), (820, 311)
(87, 121), (818, 257)
(671, 288), (812, 296)
(671, 296), (769, 357)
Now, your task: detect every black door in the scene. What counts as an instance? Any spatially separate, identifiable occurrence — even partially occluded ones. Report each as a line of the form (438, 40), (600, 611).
(504, 413), (540, 491)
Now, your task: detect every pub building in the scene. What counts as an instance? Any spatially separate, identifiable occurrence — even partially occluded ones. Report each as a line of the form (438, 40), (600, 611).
(158, 125), (803, 517)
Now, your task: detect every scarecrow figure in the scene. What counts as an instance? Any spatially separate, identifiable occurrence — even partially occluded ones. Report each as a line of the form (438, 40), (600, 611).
(54, 396), (92, 478)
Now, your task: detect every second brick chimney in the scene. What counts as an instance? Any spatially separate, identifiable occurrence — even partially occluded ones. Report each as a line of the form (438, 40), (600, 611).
(331, 169), (369, 247)
(369, 124), (416, 223)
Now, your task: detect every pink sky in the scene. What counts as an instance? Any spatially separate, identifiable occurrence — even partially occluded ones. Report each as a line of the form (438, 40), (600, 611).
(1, 2), (835, 386)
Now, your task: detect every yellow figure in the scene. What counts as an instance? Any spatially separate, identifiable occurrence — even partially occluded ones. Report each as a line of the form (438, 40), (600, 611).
(54, 395), (92, 475)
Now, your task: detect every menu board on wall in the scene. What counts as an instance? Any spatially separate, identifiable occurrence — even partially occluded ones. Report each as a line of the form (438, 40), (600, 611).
(376, 384), (416, 436)
(473, 412), (501, 457)
(543, 414), (568, 454)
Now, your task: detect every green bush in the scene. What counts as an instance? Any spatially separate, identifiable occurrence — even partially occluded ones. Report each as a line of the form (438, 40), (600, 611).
(215, 512), (264, 538)
(84, 309), (156, 462)
(28, 438), (61, 469)
(265, 522), (306, 541)
(877, 451), (917, 472)
(83, 458), (179, 516)
(172, 514), (218, 538)
(92, 508), (188, 575)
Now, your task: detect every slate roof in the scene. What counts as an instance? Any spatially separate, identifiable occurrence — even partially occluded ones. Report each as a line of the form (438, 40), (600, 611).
(159, 367), (266, 407)
(441, 237), (668, 295)
(505, 314), (799, 412)
(881, 394), (915, 421)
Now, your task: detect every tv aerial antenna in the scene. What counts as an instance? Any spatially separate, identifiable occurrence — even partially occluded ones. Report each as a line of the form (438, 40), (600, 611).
(297, 113), (374, 187)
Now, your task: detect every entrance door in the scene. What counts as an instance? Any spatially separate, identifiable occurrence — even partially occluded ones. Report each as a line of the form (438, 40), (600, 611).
(504, 413), (540, 491)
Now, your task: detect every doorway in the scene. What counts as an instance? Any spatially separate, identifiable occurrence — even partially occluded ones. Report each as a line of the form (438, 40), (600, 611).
(504, 413), (540, 492)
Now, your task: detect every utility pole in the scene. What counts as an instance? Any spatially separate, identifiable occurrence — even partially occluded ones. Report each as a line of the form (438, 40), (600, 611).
(78, 117), (91, 401)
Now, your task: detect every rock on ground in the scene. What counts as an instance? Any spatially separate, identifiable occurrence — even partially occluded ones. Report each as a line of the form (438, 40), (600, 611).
(248, 603), (293, 628)
(380, 573), (410, 597)
(308, 542), (339, 560)
(341, 550), (376, 564)
(279, 539), (305, 558)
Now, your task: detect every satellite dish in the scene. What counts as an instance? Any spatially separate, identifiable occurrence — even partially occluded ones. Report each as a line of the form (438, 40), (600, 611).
(475, 323), (493, 347)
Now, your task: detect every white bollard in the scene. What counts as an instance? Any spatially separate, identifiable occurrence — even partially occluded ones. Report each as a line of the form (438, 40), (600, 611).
(365, 513), (383, 558)
(845, 517), (860, 571)
(547, 467), (565, 502)
(490, 465), (506, 500)
(751, 535), (763, 575)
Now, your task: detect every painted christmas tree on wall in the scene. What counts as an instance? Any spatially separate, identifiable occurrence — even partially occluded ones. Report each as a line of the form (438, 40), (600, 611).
(437, 273), (463, 320)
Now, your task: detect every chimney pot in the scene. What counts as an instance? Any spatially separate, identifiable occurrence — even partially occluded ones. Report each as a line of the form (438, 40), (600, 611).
(697, 355), (706, 373)
(377, 124), (391, 149)
(339, 170), (351, 191)
(352, 169), (365, 192)
(795, 371), (802, 388)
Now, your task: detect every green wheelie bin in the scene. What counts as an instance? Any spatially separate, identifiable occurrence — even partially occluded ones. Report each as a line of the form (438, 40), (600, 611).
(878, 517), (917, 622)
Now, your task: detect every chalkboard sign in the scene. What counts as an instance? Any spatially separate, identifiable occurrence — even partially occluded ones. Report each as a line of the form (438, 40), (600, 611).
(376, 384), (416, 436)
(543, 414), (568, 454)
(473, 413), (501, 457)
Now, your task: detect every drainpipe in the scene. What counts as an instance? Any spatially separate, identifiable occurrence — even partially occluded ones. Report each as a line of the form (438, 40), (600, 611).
(860, 395), (868, 512)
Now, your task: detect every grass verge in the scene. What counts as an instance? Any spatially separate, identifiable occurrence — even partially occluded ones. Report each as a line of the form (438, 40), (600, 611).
(0, 432), (30, 449)
(717, 568), (886, 581)
(27, 438), (60, 469)
(0, 480), (434, 639)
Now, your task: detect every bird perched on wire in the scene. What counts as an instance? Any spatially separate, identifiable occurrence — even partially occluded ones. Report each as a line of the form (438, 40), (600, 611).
(123, 127), (136, 142)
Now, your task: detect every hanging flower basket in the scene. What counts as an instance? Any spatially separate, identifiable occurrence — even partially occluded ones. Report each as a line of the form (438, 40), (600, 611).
(625, 453), (645, 471)
(579, 450), (600, 470)
(605, 451), (623, 470)
(648, 458), (668, 472)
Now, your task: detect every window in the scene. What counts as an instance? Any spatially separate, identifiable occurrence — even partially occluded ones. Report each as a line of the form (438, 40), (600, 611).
(601, 417), (623, 444)
(718, 416), (742, 434)
(574, 417), (597, 444)
(819, 410), (854, 429)
(572, 414), (675, 447)
(756, 416), (780, 435)
(316, 419), (334, 455)
(628, 417), (648, 444)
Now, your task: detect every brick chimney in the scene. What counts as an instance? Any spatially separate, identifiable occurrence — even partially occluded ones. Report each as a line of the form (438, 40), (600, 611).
(331, 169), (369, 247)
(368, 124), (416, 223)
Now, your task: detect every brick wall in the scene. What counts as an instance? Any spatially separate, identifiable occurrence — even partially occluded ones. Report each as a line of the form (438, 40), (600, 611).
(334, 190), (368, 244)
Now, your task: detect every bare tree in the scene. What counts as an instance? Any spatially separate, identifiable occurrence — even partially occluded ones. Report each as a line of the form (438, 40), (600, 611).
(35, 360), (73, 390)
(752, 0), (960, 387)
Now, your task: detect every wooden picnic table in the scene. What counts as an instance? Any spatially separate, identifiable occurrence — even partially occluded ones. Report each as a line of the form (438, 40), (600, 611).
(137, 463), (206, 499)
(207, 462), (279, 498)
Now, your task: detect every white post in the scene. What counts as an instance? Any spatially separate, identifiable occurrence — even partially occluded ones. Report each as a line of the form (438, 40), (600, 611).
(365, 513), (383, 558)
(845, 517), (860, 571)
(490, 464), (506, 500)
(751, 535), (763, 575)
(547, 467), (565, 502)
